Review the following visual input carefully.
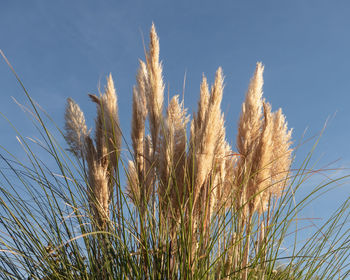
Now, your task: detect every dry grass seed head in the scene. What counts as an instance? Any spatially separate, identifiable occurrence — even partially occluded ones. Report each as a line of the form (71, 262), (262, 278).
(195, 75), (210, 131)
(235, 62), (264, 215)
(143, 135), (155, 203)
(85, 136), (110, 228)
(129, 61), (150, 209)
(89, 74), (121, 170)
(145, 24), (164, 155)
(131, 86), (147, 169)
(237, 62), (264, 157)
(158, 95), (188, 218)
(271, 108), (293, 195)
(250, 101), (274, 214)
(220, 148), (238, 209)
(127, 135), (154, 208)
(126, 160), (140, 205)
(194, 68), (224, 190)
(64, 98), (88, 158)
(187, 68), (226, 229)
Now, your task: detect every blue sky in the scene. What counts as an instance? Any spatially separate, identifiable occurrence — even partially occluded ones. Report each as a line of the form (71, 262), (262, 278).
(0, 0), (349, 244)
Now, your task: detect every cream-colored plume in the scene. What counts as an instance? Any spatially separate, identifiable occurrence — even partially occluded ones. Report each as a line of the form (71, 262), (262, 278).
(251, 101), (274, 214)
(64, 98), (88, 158)
(128, 60), (150, 208)
(85, 136), (110, 228)
(131, 62), (148, 177)
(158, 95), (188, 218)
(145, 24), (164, 155)
(191, 68), (225, 207)
(235, 62), (265, 216)
(126, 160), (140, 204)
(235, 62), (293, 216)
(237, 62), (264, 158)
(271, 108), (293, 195)
(89, 74), (121, 171)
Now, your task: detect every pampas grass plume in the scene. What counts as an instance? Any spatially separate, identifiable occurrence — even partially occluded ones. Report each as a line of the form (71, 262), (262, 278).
(64, 97), (88, 158)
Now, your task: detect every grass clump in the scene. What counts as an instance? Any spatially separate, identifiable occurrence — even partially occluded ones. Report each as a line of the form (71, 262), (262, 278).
(0, 25), (349, 279)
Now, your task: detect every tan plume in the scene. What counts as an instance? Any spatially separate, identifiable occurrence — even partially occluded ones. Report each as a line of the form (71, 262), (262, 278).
(64, 98), (88, 158)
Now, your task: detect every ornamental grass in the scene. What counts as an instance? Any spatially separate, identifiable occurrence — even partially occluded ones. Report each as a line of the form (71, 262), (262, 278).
(0, 25), (349, 279)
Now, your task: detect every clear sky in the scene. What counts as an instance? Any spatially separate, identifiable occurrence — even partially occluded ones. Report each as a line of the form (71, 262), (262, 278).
(0, 0), (349, 242)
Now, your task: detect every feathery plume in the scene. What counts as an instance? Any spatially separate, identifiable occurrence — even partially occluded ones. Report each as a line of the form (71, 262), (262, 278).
(235, 62), (264, 216)
(127, 136), (154, 214)
(85, 136), (110, 228)
(129, 60), (152, 211)
(190, 75), (209, 160)
(271, 108), (293, 195)
(89, 74), (121, 170)
(212, 140), (234, 213)
(126, 160), (140, 204)
(158, 95), (188, 218)
(185, 67), (227, 247)
(145, 24), (164, 154)
(143, 135), (154, 202)
(193, 68), (225, 208)
(131, 62), (148, 176)
(64, 98), (88, 158)
(85, 74), (121, 229)
(237, 62), (264, 158)
(220, 148), (238, 209)
(250, 101), (274, 214)
(235, 63), (293, 215)
(194, 75), (210, 132)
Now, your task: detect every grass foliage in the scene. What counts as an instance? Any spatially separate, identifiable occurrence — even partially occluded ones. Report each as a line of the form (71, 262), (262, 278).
(0, 26), (349, 279)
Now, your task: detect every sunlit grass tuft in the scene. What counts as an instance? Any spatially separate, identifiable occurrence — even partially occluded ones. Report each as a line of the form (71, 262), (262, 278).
(0, 26), (349, 280)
